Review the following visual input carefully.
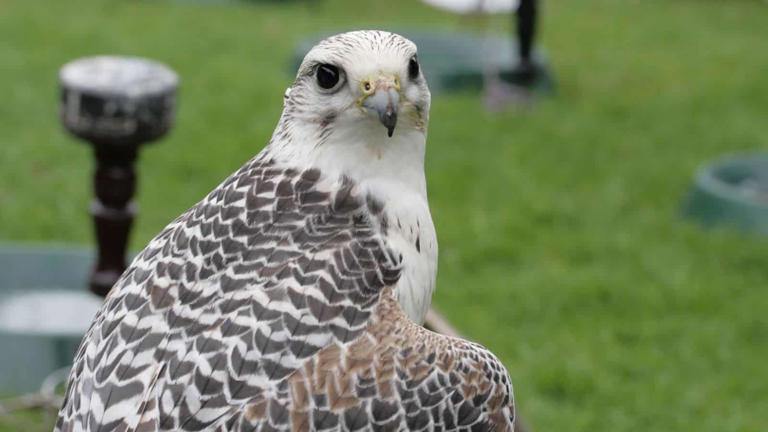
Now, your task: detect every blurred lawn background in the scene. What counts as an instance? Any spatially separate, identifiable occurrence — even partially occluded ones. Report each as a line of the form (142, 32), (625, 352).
(1, 0), (768, 430)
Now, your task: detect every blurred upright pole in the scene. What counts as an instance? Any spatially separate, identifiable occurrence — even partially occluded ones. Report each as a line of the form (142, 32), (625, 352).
(59, 56), (178, 297)
(513, 0), (540, 86)
(517, 0), (537, 65)
(89, 144), (138, 296)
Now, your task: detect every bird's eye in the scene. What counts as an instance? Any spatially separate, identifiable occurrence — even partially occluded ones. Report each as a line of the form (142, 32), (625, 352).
(408, 56), (420, 80)
(316, 64), (341, 90)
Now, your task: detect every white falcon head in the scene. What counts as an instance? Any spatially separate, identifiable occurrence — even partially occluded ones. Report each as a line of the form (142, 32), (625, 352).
(290, 30), (429, 137)
(269, 31), (432, 182)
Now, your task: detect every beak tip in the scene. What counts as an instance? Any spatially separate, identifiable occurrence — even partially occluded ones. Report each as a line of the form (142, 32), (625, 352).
(381, 111), (397, 138)
(363, 87), (400, 138)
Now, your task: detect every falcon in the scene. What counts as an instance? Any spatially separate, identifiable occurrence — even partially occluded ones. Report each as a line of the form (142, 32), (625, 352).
(55, 30), (515, 432)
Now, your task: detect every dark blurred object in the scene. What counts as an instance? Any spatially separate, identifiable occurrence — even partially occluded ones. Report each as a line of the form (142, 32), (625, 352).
(683, 153), (768, 235)
(484, 0), (553, 110)
(417, 0), (552, 99)
(59, 56), (178, 297)
(511, 0), (538, 84)
(517, 0), (536, 65)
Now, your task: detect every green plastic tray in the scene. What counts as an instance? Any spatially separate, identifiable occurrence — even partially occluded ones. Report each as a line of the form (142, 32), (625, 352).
(0, 246), (101, 393)
(682, 153), (768, 235)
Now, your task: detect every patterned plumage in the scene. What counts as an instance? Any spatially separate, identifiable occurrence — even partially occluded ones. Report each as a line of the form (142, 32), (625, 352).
(55, 30), (515, 432)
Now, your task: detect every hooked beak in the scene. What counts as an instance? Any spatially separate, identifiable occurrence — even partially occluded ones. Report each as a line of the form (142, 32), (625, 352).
(361, 84), (400, 138)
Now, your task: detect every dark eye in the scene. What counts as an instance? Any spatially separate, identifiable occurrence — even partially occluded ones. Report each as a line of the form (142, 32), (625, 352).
(316, 64), (340, 90)
(408, 56), (420, 80)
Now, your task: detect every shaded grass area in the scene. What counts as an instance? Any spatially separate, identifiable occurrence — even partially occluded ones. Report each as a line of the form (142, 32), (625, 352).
(1, 0), (767, 430)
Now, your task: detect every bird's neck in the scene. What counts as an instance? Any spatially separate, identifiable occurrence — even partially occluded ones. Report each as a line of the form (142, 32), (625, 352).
(266, 114), (429, 200)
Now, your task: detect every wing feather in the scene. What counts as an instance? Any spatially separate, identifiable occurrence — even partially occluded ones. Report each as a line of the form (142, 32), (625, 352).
(56, 154), (514, 432)
(56, 156), (401, 431)
(282, 290), (516, 432)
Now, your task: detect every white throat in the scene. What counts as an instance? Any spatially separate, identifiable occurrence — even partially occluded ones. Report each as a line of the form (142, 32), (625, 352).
(269, 113), (427, 195)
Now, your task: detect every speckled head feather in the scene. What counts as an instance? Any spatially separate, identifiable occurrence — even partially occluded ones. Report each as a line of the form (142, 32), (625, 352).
(55, 30), (515, 432)
(272, 31), (430, 164)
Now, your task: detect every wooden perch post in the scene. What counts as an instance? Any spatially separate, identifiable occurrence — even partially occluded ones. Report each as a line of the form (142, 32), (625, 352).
(59, 56), (178, 297)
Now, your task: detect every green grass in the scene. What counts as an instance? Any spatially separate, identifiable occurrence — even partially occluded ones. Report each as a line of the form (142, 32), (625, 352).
(2, 0), (768, 430)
